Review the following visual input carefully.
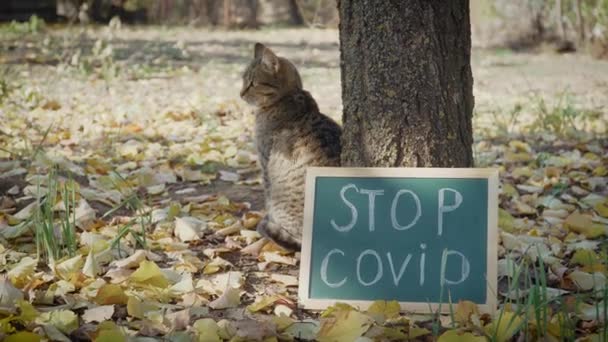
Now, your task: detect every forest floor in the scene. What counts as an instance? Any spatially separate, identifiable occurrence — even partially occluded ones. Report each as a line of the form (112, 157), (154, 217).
(0, 24), (607, 341)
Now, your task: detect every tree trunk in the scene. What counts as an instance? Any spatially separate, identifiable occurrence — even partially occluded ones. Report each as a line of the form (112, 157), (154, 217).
(555, 0), (566, 40)
(339, 0), (474, 168)
(287, 0), (305, 25)
(223, 0), (232, 27)
(574, 0), (585, 42)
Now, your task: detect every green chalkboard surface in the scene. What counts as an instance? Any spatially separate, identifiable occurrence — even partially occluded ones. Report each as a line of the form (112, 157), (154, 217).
(298, 167), (499, 313)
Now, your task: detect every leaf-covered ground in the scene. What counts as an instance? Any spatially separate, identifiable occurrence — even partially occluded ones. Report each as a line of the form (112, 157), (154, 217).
(0, 24), (607, 341)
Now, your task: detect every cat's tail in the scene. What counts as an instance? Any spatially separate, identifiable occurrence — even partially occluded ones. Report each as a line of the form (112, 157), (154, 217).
(257, 215), (301, 251)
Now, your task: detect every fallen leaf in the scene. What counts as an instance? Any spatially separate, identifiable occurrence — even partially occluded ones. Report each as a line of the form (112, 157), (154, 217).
(126, 295), (158, 319)
(7, 256), (37, 287)
(54, 255), (84, 280)
(129, 260), (169, 288)
(484, 311), (523, 342)
(0, 275), (24, 307)
(174, 216), (205, 242)
(75, 198), (96, 229)
(166, 308), (191, 330)
(203, 257), (233, 275)
(208, 286), (240, 310)
(93, 321), (127, 342)
(247, 295), (280, 313)
(82, 250), (100, 277)
(270, 273), (298, 287)
(5, 332), (42, 342)
(36, 310), (78, 335)
(594, 200), (608, 218)
(366, 300), (400, 323)
(567, 271), (606, 292)
(564, 212), (606, 238)
(193, 318), (222, 342)
(233, 319), (276, 340)
(438, 329), (486, 342)
(82, 305), (115, 323)
(455, 300), (480, 326)
(261, 251), (297, 266)
(317, 307), (373, 342)
(95, 283), (128, 305)
(285, 319), (319, 340)
(112, 249), (148, 268)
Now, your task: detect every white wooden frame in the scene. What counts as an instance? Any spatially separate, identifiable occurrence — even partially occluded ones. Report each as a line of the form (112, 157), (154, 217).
(298, 167), (499, 314)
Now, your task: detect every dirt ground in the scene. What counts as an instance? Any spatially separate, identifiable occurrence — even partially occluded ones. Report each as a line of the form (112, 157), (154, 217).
(3, 26), (607, 131)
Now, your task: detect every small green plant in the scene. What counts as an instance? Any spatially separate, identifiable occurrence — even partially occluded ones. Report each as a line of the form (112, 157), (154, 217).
(0, 71), (11, 105)
(34, 170), (78, 264)
(7, 15), (45, 34)
(526, 91), (601, 137)
(103, 171), (151, 253)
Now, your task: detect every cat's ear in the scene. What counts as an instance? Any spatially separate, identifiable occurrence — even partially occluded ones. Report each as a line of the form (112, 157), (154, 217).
(254, 42), (279, 73)
(262, 49), (280, 73)
(254, 42), (265, 59)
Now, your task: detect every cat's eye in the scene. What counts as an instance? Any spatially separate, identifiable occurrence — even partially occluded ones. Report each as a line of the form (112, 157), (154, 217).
(255, 81), (276, 88)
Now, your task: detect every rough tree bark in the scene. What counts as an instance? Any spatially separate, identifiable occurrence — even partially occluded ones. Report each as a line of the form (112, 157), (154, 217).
(339, 0), (474, 168)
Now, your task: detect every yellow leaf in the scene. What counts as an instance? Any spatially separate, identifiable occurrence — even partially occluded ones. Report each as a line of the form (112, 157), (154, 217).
(592, 165), (607, 176)
(129, 260), (169, 288)
(317, 308), (373, 342)
(263, 337), (278, 342)
(7, 256), (36, 287)
(511, 167), (533, 179)
(438, 329), (486, 342)
(126, 296), (158, 319)
(93, 321), (127, 342)
(594, 200), (608, 218)
(203, 257), (232, 275)
(498, 209), (517, 233)
(366, 300), (400, 323)
(54, 255), (84, 280)
(505, 151), (533, 163)
(409, 326), (431, 339)
(544, 167), (561, 178)
(193, 318), (221, 342)
(508, 140), (531, 152)
(455, 300), (480, 325)
(41, 100), (61, 111)
(514, 200), (536, 215)
(95, 330), (127, 342)
(247, 295), (280, 313)
(217, 319), (236, 339)
(16, 300), (38, 322)
(484, 311), (523, 342)
(564, 212), (606, 239)
(547, 312), (575, 340)
(501, 184), (519, 198)
(570, 249), (600, 267)
(321, 302), (357, 318)
(5, 332), (42, 342)
(95, 284), (128, 305)
(36, 310), (78, 334)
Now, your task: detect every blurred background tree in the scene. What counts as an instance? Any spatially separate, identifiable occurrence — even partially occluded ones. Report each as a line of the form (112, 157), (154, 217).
(0, 0), (605, 58)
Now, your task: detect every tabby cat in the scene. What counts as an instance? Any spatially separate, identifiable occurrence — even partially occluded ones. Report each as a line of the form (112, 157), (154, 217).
(240, 43), (341, 250)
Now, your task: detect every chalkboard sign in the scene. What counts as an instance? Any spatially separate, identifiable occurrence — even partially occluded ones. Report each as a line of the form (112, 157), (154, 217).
(298, 167), (498, 313)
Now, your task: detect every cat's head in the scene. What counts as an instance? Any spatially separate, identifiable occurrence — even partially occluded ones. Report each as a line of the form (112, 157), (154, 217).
(240, 43), (303, 107)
